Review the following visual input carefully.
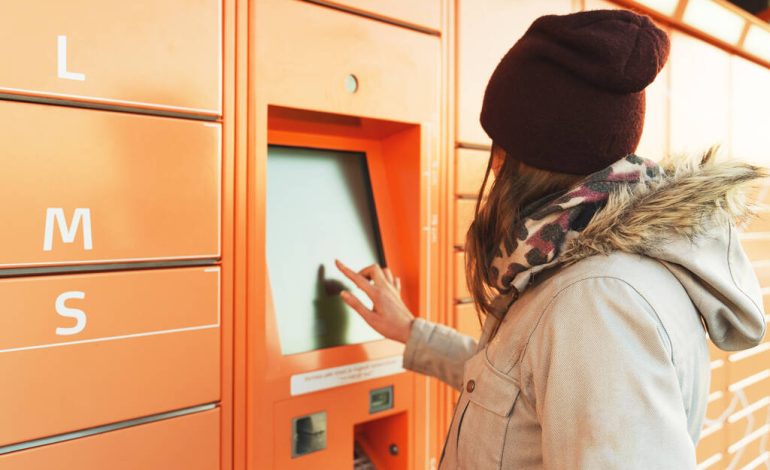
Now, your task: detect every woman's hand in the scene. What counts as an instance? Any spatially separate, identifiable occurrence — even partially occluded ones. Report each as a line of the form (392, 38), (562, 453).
(335, 259), (415, 344)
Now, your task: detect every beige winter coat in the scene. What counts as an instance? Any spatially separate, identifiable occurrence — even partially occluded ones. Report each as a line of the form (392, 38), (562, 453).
(404, 156), (767, 469)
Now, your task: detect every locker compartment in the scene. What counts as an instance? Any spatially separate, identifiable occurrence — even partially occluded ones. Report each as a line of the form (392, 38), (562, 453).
(302, 0), (441, 32)
(0, 409), (220, 470)
(257, 0), (439, 124)
(456, 0), (577, 145)
(0, 100), (220, 269)
(0, 267), (220, 447)
(455, 148), (490, 197)
(454, 199), (477, 247)
(0, 0), (221, 115)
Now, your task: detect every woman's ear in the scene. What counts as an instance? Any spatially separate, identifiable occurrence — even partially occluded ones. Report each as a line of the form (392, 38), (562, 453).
(491, 144), (505, 178)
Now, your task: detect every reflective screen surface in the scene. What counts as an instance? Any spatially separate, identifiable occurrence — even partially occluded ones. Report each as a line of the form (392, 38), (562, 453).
(266, 145), (385, 355)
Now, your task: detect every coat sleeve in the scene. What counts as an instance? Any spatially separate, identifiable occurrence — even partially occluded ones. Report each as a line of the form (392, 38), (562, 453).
(402, 318), (477, 391)
(524, 277), (697, 469)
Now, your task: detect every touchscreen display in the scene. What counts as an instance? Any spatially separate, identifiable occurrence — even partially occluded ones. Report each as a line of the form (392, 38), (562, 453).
(266, 145), (385, 355)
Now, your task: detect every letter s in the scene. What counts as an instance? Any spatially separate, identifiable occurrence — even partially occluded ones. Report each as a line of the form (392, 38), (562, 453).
(56, 291), (87, 336)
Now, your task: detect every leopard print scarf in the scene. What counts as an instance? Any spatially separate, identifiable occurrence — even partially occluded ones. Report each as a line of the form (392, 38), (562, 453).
(490, 154), (663, 303)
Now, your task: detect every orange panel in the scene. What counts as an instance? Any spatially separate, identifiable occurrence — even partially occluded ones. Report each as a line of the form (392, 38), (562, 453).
(0, 409), (220, 470)
(455, 199), (476, 247)
(456, 0), (577, 145)
(455, 148), (490, 196)
(355, 412), (409, 470)
(0, 267), (220, 446)
(272, 374), (412, 469)
(0, 101), (220, 269)
(455, 251), (470, 300)
(0, 0), (221, 115)
(455, 303), (482, 340)
(669, 30), (731, 158)
(249, 113), (438, 469)
(257, 0), (439, 124)
(308, 0), (441, 32)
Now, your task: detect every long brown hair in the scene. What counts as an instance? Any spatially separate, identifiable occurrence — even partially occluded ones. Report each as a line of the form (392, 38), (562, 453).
(464, 143), (583, 316)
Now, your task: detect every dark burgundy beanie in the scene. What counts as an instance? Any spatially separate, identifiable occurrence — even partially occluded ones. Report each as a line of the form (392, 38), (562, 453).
(480, 9), (670, 175)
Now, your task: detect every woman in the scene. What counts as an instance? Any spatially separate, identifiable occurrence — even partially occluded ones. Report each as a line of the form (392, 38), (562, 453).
(337, 9), (767, 469)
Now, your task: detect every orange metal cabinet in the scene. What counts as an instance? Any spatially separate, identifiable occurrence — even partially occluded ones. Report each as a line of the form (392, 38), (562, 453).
(0, 266), (220, 446)
(455, 148), (490, 197)
(669, 30), (731, 158)
(303, 0), (441, 32)
(0, 409), (220, 470)
(0, 0), (221, 116)
(248, 114), (440, 470)
(456, 0), (577, 145)
(0, 100), (220, 269)
(454, 199), (476, 247)
(257, 0), (440, 124)
(732, 56), (770, 166)
(248, 0), (445, 462)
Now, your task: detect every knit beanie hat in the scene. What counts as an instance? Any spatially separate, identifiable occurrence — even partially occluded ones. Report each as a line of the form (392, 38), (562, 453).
(480, 9), (670, 175)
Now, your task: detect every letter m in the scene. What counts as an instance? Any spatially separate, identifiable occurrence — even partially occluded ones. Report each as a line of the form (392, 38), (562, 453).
(43, 208), (93, 251)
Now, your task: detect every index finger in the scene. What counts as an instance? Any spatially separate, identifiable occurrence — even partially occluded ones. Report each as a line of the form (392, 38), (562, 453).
(335, 259), (375, 297)
(359, 264), (387, 286)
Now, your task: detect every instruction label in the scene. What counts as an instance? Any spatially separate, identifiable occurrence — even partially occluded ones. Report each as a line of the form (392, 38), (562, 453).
(290, 355), (404, 396)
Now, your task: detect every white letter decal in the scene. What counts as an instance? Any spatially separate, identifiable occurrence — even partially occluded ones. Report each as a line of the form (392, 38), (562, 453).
(43, 208), (93, 251)
(56, 291), (87, 336)
(57, 35), (86, 81)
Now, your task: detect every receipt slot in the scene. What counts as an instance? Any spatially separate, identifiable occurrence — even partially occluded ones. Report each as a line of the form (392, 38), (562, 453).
(292, 412), (327, 458)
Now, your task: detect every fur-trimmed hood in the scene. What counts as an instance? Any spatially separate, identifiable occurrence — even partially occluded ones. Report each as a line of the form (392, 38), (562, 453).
(561, 150), (768, 351)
